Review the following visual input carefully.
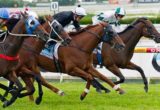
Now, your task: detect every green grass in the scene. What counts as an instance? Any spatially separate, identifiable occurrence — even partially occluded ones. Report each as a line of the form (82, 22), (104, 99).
(1, 81), (160, 110)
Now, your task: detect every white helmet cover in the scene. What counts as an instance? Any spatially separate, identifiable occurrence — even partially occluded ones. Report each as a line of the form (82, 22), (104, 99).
(75, 7), (87, 16)
(115, 7), (126, 16)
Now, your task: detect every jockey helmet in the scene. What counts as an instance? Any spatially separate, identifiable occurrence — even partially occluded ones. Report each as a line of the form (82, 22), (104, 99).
(75, 6), (87, 16)
(26, 11), (38, 19)
(115, 7), (126, 16)
(0, 8), (9, 19)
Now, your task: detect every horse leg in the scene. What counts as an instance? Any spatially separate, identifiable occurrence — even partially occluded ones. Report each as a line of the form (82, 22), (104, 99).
(106, 64), (125, 84)
(0, 83), (10, 102)
(19, 76), (35, 102)
(3, 81), (14, 97)
(72, 67), (93, 100)
(88, 66), (125, 94)
(126, 62), (148, 92)
(3, 71), (23, 108)
(40, 75), (65, 96)
(20, 67), (43, 105)
(81, 77), (110, 93)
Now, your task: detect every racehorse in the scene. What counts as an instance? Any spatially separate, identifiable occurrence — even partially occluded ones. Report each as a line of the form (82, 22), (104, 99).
(0, 13), (48, 107)
(2, 17), (63, 105)
(93, 17), (160, 93)
(43, 17), (125, 100)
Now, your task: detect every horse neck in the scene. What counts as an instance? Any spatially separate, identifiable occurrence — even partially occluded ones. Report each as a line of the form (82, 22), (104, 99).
(120, 23), (144, 54)
(4, 19), (27, 56)
(71, 25), (103, 54)
(23, 37), (46, 54)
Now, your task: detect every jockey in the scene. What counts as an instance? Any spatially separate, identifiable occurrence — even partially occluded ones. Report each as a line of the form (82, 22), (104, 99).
(24, 7), (39, 19)
(92, 7), (126, 66)
(9, 11), (21, 19)
(0, 8), (10, 32)
(50, 5), (87, 45)
(92, 7), (126, 43)
(92, 7), (126, 27)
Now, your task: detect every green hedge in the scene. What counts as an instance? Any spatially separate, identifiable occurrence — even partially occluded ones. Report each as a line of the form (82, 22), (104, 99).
(79, 14), (160, 24)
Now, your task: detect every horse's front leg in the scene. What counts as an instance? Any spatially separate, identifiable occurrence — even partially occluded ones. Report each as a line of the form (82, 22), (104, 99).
(126, 62), (148, 93)
(3, 81), (14, 98)
(72, 67), (93, 100)
(88, 66), (125, 94)
(106, 64), (125, 85)
(3, 71), (23, 108)
(19, 67), (43, 105)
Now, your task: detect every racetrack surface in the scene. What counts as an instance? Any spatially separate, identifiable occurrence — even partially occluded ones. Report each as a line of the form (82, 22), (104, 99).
(1, 81), (160, 110)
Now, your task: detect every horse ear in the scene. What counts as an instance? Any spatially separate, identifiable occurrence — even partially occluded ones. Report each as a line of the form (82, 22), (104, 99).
(44, 15), (53, 22)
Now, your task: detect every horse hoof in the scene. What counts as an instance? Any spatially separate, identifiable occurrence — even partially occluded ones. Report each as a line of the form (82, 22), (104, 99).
(119, 90), (125, 95)
(59, 92), (65, 96)
(35, 97), (42, 105)
(144, 86), (148, 93)
(80, 95), (85, 101)
(96, 88), (102, 94)
(58, 90), (65, 96)
(3, 101), (9, 108)
(1, 97), (7, 102)
(9, 89), (18, 96)
(105, 89), (111, 93)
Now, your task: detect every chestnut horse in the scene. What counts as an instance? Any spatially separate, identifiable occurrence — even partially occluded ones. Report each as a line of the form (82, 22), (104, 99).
(0, 14), (48, 107)
(43, 21), (125, 100)
(93, 18), (160, 93)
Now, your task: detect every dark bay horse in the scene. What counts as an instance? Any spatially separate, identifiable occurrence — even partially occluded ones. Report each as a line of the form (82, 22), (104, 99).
(3, 17), (63, 105)
(93, 17), (160, 92)
(0, 14), (48, 107)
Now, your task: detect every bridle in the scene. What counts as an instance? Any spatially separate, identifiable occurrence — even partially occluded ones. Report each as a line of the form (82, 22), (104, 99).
(130, 19), (158, 40)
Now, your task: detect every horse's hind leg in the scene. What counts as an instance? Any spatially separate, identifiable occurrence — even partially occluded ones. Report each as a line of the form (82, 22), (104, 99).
(126, 62), (148, 92)
(3, 71), (23, 108)
(19, 77), (35, 102)
(81, 77), (110, 93)
(40, 75), (65, 96)
(88, 66), (125, 94)
(106, 64), (125, 84)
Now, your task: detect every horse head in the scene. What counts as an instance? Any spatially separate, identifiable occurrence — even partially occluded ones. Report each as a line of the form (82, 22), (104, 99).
(131, 17), (160, 43)
(98, 22), (125, 52)
(10, 11), (49, 40)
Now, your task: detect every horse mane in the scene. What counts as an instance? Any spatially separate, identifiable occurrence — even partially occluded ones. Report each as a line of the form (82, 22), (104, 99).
(118, 17), (148, 34)
(6, 18), (20, 32)
(39, 16), (46, 25)
(69, 24), (99, 36)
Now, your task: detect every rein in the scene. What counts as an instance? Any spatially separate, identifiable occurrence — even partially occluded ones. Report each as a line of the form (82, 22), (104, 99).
(0, 31), (37, 61)
(68, 23), (106, 54)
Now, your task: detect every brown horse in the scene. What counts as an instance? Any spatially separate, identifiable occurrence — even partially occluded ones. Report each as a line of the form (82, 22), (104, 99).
(0, 14), (48, 107)
(93, 17), (160, 93)
(2, 17), (64, 105)
(42, 20), (125, 100)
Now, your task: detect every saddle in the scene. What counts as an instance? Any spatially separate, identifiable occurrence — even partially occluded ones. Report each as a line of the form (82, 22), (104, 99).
(40, 40), (62, 72)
